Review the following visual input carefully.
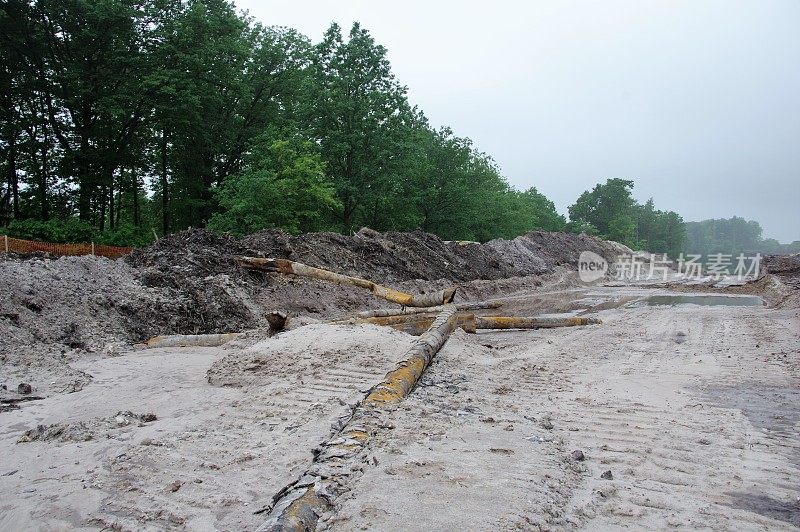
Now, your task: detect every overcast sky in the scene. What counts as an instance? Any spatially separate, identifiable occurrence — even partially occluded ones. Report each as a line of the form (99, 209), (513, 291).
(235, 0), (800, 243)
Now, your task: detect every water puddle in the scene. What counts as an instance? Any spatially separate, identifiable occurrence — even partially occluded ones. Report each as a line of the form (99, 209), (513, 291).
(633, 295), (764, 307)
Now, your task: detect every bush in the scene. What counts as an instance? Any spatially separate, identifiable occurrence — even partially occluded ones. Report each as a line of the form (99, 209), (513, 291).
(96, 223), (155, 247)
(0, 219), (154, 247)
(1, 218), (97, 243)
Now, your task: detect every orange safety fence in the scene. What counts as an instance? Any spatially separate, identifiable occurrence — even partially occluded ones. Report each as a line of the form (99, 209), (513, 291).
(1, 235), (132, 259)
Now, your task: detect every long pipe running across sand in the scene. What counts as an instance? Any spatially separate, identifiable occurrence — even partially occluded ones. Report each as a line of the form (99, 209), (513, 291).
(257, 305), (459, 531)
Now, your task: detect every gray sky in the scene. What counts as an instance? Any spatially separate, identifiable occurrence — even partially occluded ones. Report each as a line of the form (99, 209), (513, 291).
(236, 0), (800, 243)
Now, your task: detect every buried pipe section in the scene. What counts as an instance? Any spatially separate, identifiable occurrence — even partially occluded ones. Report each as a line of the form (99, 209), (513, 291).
(145, 333), (242, 349)
(474, 316), (601, 329)
(332, 314), (600, 335)
(332, 313), (476, 335)
(350, 299), (501, 319)
(236, 257), (456, 307)
(257, 306), (459, 531)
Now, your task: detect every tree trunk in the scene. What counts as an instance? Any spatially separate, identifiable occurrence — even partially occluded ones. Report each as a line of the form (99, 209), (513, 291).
(98, 185), (106, 231)
(108, 173), (115, 231)
(131, 168), (140, 227)
(40, 123), (50, 220)
(77, 151), (92, 222)
(115, 189), (121, 228)
(8, 131), (19, 220)
(160, 128), (169, 234)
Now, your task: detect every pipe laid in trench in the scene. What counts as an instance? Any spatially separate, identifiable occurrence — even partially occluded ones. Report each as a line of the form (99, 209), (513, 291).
(331, 314), (600, 335)
(258, 306), (459, 531)
(145, 333), (242, 348)
(329, 312), (476, 335)
(474, 316), (602, 329)
(350, 300), (501, 319)
(236, 257), (456, 307)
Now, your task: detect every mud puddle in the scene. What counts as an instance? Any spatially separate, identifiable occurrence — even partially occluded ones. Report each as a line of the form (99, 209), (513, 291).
(632, 294), (765, 307)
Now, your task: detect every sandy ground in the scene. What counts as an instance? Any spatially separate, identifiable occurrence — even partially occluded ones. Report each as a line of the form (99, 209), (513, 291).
(1, 284), (798, 530)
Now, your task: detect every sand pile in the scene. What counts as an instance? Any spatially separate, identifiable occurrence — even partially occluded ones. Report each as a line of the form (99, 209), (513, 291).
(207, 323), (415, 388)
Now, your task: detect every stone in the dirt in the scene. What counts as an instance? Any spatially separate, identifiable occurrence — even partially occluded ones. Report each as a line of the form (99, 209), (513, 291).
(570, 449), (586, 461)
(168, 480), (183, 492)
(601, 470), (613, 480)
(17, 383), (32, 395)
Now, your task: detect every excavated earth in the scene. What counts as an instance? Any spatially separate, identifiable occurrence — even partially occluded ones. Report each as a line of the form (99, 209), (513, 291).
(0, 228), (628, 398)
(0, 230), (798, 530)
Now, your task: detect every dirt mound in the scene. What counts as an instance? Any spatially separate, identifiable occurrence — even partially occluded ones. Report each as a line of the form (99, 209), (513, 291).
(1, 227), (626, 399)
(514, 231), (627, 267)
(0, 256), (143, 350)
(763, 253), (800, 275)
(128, 229), (250, 279)
(242, 227), (623, 282)
(763, 254), (800, 292)
(123, 230), (264, 338)
(207, 323), (414, 388)
(242, 228), (512, 282)
(1, 227), (621, 356)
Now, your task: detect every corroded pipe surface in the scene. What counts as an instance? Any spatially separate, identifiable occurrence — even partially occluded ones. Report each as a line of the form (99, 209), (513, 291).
(145, 333), (241, 349)
(364, 306), (458, 406)
(330, 312), (475, 335)
(258, 306), (459, 531)
(334, 314), (599, 334)
(474, 316), (602, 329)
(236, 257), (456, 307)
(351, 300), (501, 319)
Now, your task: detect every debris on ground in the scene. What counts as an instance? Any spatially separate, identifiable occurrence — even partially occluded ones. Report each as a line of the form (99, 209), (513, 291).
(17, 411), (158, 443)
(570, 450), (586, 461)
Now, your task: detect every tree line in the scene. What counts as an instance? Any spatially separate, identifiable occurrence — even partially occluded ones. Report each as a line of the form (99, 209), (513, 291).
(685, 217), (800, 257)
(1, 0), (568, 245)
(10, 0), (776, 259)
(566, 178), (686, 258)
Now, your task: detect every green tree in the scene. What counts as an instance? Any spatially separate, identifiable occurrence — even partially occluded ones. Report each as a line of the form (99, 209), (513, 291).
(568, 180), (686, 255)
(683, 217), (792, 255)
(568, 178), (637, 244)
(307, 22), (416, 231)
(1, 5), (574, 246)
(6, 0), (159, 223)
(208, 134), (339, 235)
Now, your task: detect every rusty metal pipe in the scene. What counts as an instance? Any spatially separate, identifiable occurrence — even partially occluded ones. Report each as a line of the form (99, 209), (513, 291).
(258, 306), (459, 531)
(330, 313), (476, 335)
(350, 300), (501, 319)
(474, 316), (602, 329)
(144, 333), (241, 349)
(237, 257), (456, 307)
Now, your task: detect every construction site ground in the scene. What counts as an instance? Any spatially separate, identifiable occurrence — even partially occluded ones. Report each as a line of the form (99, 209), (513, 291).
(1, 230), (798, 530)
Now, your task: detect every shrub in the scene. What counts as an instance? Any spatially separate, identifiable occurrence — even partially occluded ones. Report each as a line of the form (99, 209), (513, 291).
(2, 218), (97, 243)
